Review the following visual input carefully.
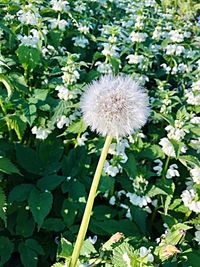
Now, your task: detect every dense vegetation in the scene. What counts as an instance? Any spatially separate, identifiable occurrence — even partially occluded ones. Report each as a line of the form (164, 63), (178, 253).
(0, 0), (200, 266)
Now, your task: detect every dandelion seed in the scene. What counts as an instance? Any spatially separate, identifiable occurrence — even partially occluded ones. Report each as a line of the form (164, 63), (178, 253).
(81, 74), (150, 138)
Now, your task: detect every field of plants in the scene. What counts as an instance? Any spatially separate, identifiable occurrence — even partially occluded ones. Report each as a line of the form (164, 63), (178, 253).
(0, 0), (200, 266)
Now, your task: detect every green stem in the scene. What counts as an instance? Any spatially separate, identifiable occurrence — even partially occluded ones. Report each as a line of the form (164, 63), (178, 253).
(69, 135), (113, 267)
(162, 156), (170, 181)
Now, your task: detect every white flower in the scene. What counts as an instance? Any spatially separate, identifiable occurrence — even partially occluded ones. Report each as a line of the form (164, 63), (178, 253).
(49, 18), (68, 31)
(153, 159), (163, 176)
(81, 74), (150, 137)
(103, 160), (119, 177)
(126, 54), (144, 64)
(185, 91), (200, 106)
(102, 43), (118, 57)
(109, 196), (116, 205)
(169, 30), (184, 43)
(159, 138), (175, 157)
(139, 246), (154, 262)
(57, 115), (70, 129)
(130, 31), (148, 42)
(181, 188), (200, 213)
(190, 116), (200, 124)
(95, 61), (112, 74)
(126, 192), (151, 208)
(165, 125), (187, 141)
(190, 166), (200, 184)
(77, 132), (89, 146)
(50, 0), (69, 12)
(55, 85), (74, 100)
(192, 80), (200, 91)
(31, 126), (51, 140)
(166, 164), (180, 179)
(73, 36), (89, 48)
(17, 8), (40, 25)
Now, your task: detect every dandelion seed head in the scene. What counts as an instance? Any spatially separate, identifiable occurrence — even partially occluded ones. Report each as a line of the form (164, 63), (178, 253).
(81, 74), (150, 137)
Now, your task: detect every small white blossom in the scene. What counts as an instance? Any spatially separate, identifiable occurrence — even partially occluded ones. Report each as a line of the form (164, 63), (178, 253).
(103, 160), (119, 177)
(190, 166), (200, 184)
(153, 159), (163, 176)
(31, 126), (51, 140)
(57, 115), (70, 129)
(77, 132), (89, 146)
(159, 138), (175, 157)
(169, 30), (184, 43)
(126, 192), (151, 208)
(130, 31), (148, 42)
(109, 196), (116, 205)
(181, 188), (200, 213)
(50, 0), (69, 12)
(126, 54), (144, 64)
(55, 85), (74, 100)
(166, 164), (180, 179)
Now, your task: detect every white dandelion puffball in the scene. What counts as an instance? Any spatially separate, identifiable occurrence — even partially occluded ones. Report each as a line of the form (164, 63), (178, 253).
(81, 74), (150, 137)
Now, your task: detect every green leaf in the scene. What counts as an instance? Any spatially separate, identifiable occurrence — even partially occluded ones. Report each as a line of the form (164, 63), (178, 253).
(16, 46), (41, 70)
(98, 175), (115, 194)
(0, 187), (6, 225)
(18, 239), (44, 267)
(28, 188), (53, 230)
(121, 153), (137, 178)
(16, 145), (44, 175)
(80, 239), (97, 256)
(138, 144), (165, 160)
(0, 236), (14, 266)
(42, 218), (65, 232)
(57, 237), (73, 259)
(61, 199), (78, 227)
(16, 209), (35, 237)
(183, 249), (200, 267)
(37, 175), (66, 191)
(0, 73), (13, 98)
(112, 242), (137, 267)
(8, 184), (34, 202)
(24, 104), (37, 126)
(67, 119), (87, 134)
(0, 156), (21, 175)
(179, 155), (200, 167)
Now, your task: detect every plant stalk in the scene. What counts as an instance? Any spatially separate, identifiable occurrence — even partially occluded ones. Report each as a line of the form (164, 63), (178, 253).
(69, 135), (113, 267)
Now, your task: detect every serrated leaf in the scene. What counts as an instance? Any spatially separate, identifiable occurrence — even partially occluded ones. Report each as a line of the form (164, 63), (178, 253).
(80, 239), (97, 256)
(0, 236), (14, 266)
(16, 46), (41, 70)
(6, 115), (26, 140)
(57, 237), (73, 259)
(121, 153), (137, 178)
(112, 242), (137, 267)
(28, 188), (53, 230)
(0, 156), (21, 175)
(67, 119), (87, 134)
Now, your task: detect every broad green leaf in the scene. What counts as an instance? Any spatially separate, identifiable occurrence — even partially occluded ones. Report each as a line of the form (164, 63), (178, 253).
(16, 46), (41, 70)
(61, 199), (78, 227)
(42, 218), (65, 232)
(57, 237), (73, 258)
(80, 239), (97, 256)
(8, 184), (34, 202)
(112, 242), (137, 267)
(28, 188), (53, 230)
(0, 156), (21, 175)
(16, 145), (44, 174)
(0, 236), (14, 266)
(98, 175), (115, 194)
(121, 153), (137, 178)
(37, 175), (66, 191)
(67, 119), (87, 134)
(16, 209), (35, 237)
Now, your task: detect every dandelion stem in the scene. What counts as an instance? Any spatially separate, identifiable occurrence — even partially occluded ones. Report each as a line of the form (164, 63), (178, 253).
(69, 135), (113, 267)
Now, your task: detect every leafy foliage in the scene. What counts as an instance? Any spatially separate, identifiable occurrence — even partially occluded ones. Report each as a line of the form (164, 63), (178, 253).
(0, 0), (199, 266)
